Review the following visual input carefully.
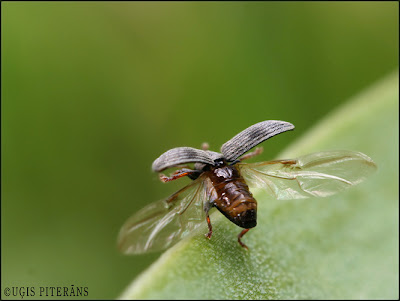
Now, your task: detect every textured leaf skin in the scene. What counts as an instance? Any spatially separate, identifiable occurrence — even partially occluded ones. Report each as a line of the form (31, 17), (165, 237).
(119, 71), (399, 300)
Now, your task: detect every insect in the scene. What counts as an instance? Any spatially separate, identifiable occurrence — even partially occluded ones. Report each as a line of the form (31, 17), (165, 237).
(118, 120), (376, 254)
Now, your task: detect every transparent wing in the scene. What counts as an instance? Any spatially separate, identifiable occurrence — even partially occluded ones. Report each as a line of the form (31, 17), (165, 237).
(118, 174), (213, 254)
(237, 150), (377, 200)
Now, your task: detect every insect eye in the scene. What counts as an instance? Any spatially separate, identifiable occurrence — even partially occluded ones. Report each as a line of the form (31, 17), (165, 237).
(213, 158), (225, 167)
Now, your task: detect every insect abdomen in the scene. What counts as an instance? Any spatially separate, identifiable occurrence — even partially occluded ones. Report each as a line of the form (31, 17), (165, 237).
(208, 165), (257, 229)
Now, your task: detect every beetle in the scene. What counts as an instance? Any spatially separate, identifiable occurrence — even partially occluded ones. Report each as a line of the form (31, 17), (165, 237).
(118, 120), (376, 254)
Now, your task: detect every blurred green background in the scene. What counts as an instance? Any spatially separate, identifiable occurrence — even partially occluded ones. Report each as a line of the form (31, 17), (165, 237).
(2, 2), (398, 299)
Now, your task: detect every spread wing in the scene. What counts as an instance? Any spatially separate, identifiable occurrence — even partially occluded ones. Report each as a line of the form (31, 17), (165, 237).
(221, 120), (294, 162)
(237, 150), (377, 200)
(118, 174), (213, 254)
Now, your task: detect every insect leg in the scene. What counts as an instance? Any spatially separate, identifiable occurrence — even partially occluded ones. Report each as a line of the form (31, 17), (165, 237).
(159, 168), (201, 182)
(238, 147), (263, 161)
(203, 200), (214, 239)
(238, 228), (251, 250)
(205, 214), (213, 239)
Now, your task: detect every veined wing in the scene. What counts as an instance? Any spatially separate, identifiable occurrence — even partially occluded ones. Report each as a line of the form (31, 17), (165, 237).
(118, 174), (212, 254)
(237, 150), (377, 200)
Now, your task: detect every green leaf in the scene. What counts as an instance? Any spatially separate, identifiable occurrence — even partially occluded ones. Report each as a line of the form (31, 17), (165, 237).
(119, 71), (399, 299)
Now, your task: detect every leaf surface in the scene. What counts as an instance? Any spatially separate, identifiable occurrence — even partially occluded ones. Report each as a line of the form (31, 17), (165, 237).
(120, 71), (399, 299)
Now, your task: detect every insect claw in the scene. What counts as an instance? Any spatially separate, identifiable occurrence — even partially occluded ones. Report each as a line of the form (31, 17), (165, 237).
(159, 174), (169, 182)
(240, 242), (249, 250)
